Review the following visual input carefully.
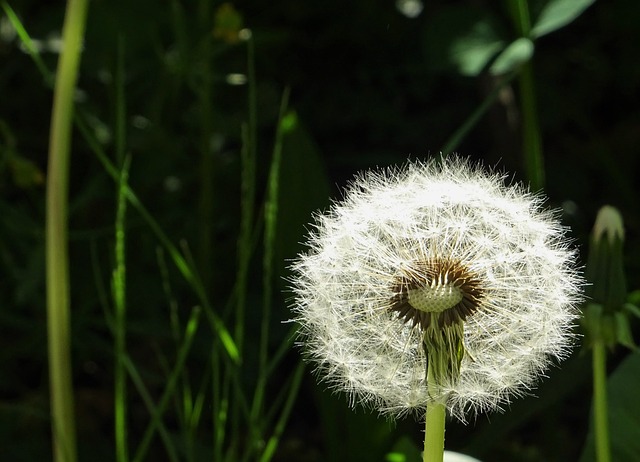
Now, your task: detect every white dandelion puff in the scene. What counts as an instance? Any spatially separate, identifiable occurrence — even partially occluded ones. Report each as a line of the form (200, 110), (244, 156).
(290, 156), (582, 422)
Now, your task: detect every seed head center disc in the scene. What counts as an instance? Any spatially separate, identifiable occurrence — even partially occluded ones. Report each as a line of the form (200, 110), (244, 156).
(390, 258), (485, 330)
(408, 284), (463, 313)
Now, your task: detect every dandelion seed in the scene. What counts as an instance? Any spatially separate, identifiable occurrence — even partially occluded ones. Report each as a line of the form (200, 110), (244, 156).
(290, 156), (582, 422)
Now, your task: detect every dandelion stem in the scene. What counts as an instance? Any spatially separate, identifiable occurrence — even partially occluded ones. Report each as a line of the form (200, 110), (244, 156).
(592, 340), (611, 462)
(423, 363), (446, 462)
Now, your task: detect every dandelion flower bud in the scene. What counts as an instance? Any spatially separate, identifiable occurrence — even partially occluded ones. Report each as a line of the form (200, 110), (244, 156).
(290, 156), (582, 421)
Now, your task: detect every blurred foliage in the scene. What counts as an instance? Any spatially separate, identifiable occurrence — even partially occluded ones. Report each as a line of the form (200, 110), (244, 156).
(1, 0), (640, 461)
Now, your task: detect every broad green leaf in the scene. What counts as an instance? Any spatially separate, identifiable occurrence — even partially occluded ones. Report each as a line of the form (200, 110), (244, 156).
(580, 352), (640, 462)
(489, 37), (534, 75)
(531, 0), (596, 38)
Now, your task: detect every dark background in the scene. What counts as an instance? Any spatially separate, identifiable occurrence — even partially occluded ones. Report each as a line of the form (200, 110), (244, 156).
(1, 0), (639, 460)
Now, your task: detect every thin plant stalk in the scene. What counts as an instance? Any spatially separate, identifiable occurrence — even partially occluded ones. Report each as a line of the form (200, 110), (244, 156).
(518, 61), (544, 190)
(113, 35), (129, 462)
(113, 157), (130, 462)
(509, 0), (545, 190)
(45, 0), (89, 461)
(258, 362), (305, 462)
(423, 363), (446, 462)
(441, 72), (517, 156)
(249, 88), (290, 449)
(592, 340), (611, 462)
(132, 306), (202, 462)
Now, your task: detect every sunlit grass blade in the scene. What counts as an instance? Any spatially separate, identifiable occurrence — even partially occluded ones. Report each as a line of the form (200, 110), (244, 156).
(0, 1), (53, 85)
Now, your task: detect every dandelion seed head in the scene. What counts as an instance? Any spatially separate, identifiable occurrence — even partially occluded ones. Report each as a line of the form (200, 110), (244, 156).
(290, 156), (582, 421)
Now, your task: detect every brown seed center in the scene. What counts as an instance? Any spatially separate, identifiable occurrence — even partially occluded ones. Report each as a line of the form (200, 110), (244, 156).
(390, 258), (484, 330)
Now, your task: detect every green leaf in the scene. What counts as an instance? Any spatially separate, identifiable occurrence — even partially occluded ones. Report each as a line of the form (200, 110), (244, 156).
(423, 6), (506, 76)
(489, 37), (534, 75)
(580, 352), (640, 462)
(624, 302), (640, 319)
(531, 0), (596, 38)
(614, 312), (637, 350)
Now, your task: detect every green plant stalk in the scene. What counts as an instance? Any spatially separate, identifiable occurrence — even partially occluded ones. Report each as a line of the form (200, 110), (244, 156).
(518, 62), (544, 191)
(45, 0), (89, 461)
(113, 36), (129, 462)
(113, 157), (130, 462)
(229, 35), (259, 455)
(509, 0), (544, 190)
(441, 72), (517, 156)
(212, 350), (224, 461)
(258, 362), (305, 462)
(249, 88), (290, 448)
(124, 356), (180, 462)
(423, 364), (446, 462)
(592, 340), (611, 462)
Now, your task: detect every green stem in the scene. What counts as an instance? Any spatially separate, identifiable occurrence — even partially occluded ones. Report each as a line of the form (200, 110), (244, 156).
(509, 0), (544, 190)
(114, 157), (130, 462)
(592, 341), (611, 462)
(518, 61), (544, 191)
(113, 36), (129, 462)
(423, 364), (446, 462)
(441, 72), (517, 157)
(45, 0), (89, 461)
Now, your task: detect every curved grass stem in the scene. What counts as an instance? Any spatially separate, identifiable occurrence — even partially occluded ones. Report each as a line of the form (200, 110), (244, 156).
(45, 0), (89, 461)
